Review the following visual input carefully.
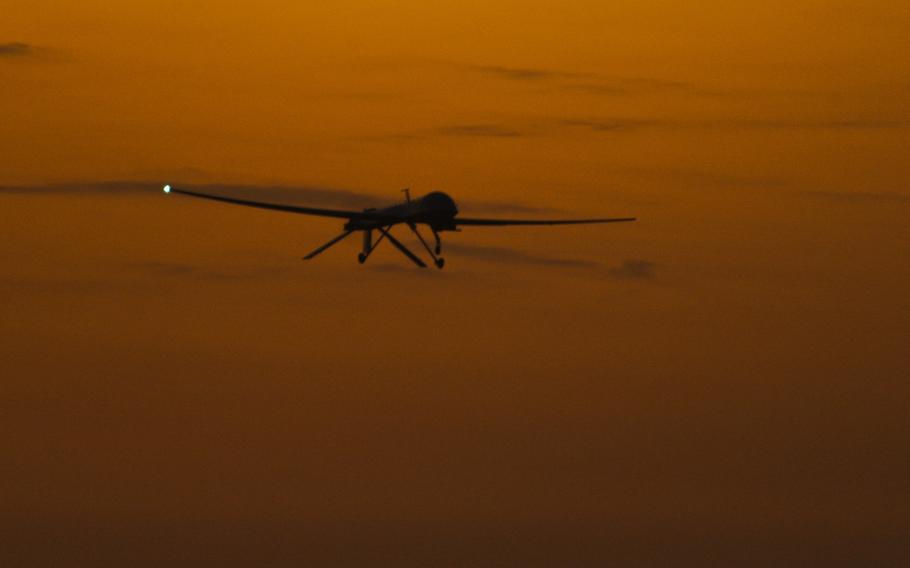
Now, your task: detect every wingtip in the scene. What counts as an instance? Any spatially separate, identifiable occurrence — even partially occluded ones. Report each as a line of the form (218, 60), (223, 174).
(163, 184), (172, 194)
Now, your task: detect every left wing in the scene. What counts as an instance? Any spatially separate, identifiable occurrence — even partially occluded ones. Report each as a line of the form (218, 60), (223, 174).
(455, 216), (636, 226)
(162, 185), (390, 221)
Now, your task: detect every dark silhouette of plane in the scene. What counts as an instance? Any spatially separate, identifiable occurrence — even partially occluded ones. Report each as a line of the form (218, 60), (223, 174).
(162, 185), (635, 268)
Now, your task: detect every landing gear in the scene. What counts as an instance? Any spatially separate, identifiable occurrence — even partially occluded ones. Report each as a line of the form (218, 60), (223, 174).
(356, 228), (386, 265)
(302, 230), (354, 260)
(408, 223), (445, 269)
(304, 223), (446, 269)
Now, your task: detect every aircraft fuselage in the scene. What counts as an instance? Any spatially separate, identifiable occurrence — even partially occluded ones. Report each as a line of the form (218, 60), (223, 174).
(344, 191), (459, 232)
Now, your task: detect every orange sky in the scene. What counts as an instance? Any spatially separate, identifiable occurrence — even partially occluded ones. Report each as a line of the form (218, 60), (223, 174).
(2, 2), (909, 565)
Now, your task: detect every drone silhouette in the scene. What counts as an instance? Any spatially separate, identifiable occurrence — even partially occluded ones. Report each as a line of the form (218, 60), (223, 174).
(163, 185), (635, 268)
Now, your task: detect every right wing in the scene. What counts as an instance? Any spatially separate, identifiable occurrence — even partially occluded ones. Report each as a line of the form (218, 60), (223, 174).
(163, 185), (389, 221)
(455, 216), (636, 226)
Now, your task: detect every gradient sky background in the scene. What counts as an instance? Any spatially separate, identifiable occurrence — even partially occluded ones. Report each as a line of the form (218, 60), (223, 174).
(2, 2), (909, 566)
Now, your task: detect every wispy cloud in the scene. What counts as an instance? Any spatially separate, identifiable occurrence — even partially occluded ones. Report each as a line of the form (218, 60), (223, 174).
(0, 260), (290, 294)
(354, 108), (910, 152)
(704, 118), (910, 131)
(445, 243), (596, 267)
(0, 180), (160, 195)
(0, 42), (34, 57)
(612, 166), (788, 190)
(363, 262), (446, 276)
(0, 276), (120, 295)
(468, 64), (592, 82)
(413, 114), (909, 146)
(561, 116), (910, 134)
(366, 123), (529, 142)
(466, 63), (695, 96)
(800, 189), (910, 204)
(561, 118), (664, 132)
(465, 63), (906, 106)
(606, 259), (656, 279)
(565, 78), (693, 96)
(434, 124), (524, 138)
(122, 260), (288, 281)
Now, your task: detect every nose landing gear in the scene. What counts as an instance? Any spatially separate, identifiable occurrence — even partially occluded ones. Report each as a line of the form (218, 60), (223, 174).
(357, 228), (387, 265)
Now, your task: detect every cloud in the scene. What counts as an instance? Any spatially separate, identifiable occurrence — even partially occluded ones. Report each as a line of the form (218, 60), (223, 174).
(0, 180), (161, 195)
(0, 42), (33, 57)
(363, 262), (446, 276)
(0, 260), (290, 294)
(367, 123), (528, 143)
(445, 243), (596, 267)
(613, 166), (788, 190)
(434, 124), (524, 138)
(468, 64), (591, 81)
(704, 118), (910, 131)
(561, 118), (665, 132)
(122, 260), (288, 281)
(564, 78), (694, 96)
(466, 63), (698, 96)
(800, 189), (910, 204)
(606, 259), (656, 279)
(466, 62), (910, 108)
(559, 117), (910, 134)
(416, 114), (907, 144)
(0, 276), (119, 295)
(391, 112), (907, 146)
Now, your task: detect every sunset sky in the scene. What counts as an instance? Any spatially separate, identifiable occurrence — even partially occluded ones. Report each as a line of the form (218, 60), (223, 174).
(2, 2), (909, 565)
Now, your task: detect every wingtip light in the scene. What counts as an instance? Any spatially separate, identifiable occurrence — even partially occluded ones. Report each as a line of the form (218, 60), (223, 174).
(163, 184), (171, 194)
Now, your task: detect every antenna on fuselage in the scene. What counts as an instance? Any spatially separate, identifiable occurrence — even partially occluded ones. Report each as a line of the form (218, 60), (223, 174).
(401, 187), (411, 203)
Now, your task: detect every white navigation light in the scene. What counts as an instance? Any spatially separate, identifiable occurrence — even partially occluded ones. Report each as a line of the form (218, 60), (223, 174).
(163, 184), (171, 194)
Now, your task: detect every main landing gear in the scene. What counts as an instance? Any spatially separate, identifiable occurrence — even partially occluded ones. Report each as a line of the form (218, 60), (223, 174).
(303, 224), (446, 269)
(407, 223), (445, 269)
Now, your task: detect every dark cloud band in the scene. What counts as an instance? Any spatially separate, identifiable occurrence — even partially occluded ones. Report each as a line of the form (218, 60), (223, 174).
(607, 259), (656, 279)
(0, 42), (34, 56)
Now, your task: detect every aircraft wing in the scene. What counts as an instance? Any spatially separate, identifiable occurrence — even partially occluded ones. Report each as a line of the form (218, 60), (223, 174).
(455, 216), (636, 226)
(162, 185), (389, 221)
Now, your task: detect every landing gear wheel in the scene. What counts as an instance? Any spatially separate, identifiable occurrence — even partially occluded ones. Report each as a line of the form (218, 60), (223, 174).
(358, 253), (367, 264)
(435, 258), (445, 269)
